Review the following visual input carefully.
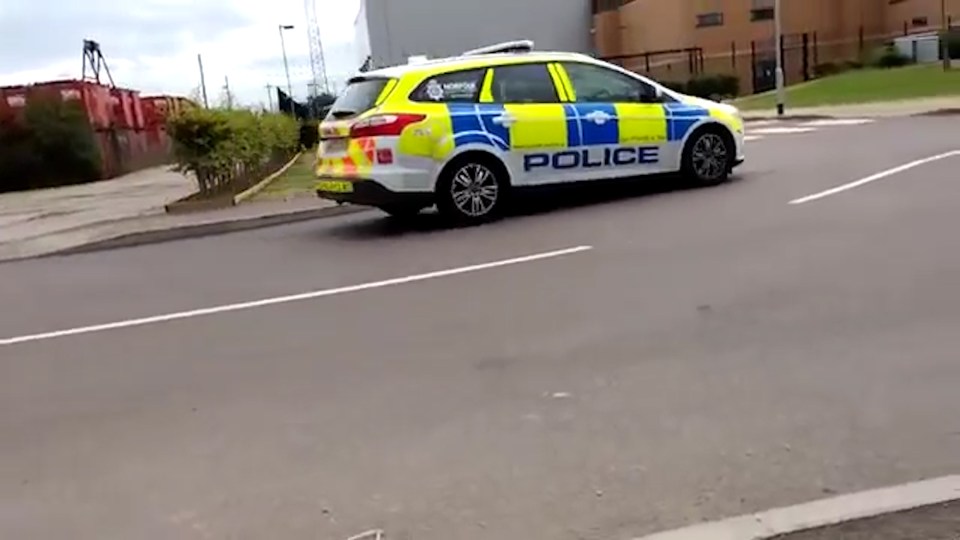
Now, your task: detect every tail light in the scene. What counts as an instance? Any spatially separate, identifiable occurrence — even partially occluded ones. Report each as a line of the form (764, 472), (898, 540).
(350, 113), (426, 138)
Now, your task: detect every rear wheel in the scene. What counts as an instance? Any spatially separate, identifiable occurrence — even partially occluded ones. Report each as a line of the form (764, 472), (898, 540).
(436, 154), (509, 225)
(681, 127), (733, 186)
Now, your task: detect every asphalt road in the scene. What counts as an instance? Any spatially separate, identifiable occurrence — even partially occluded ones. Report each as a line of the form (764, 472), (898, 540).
(2, 117), (959, 540)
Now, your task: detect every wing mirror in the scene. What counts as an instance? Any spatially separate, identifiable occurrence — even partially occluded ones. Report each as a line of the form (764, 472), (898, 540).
(639, 86), (663, 103)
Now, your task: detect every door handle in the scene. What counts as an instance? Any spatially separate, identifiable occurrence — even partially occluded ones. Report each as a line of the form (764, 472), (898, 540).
(584, 110), (612, 125)
(492, 113), (516, 127)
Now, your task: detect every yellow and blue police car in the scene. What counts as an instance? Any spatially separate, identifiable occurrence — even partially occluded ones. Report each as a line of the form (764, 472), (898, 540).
(316, 40), (745, 223)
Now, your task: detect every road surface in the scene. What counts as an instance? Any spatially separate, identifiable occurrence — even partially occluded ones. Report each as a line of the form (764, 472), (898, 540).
(2, 117), (959, 540)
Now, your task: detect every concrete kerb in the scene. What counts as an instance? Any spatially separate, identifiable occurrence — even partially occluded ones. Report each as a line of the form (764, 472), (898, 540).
(232, 151), (304, 204)
(634, 475), (960, 540)
(0, 203), (369, 264)
(51, 204), (368, 257)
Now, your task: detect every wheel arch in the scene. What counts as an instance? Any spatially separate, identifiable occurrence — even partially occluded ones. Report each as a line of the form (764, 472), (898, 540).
(433, 147), (514, 191)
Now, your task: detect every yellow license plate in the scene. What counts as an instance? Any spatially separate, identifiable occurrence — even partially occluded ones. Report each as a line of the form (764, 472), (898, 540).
(316, 180), (354, 193)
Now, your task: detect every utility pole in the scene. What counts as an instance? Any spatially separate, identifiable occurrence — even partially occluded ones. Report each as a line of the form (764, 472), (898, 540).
(279, 24), (295, 112)
(197, 53), (209, 108)
(774, 0), (786, 116)
(224, 76), (232, 109)
(265, 84), (274, 111)
(942, 0), (951, 71)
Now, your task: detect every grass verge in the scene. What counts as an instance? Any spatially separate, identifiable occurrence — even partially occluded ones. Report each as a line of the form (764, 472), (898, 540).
(733, 64), (960, 110)
(252, 150), (316, 201)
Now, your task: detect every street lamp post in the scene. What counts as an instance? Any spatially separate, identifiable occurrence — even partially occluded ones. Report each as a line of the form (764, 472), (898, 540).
(774, 0), (786, 116)
(942, 0), (951, 71)
(279, 24), (295, 111)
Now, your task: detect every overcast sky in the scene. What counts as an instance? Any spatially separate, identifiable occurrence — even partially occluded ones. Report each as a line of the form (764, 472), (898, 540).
(0, 0), (362, 108)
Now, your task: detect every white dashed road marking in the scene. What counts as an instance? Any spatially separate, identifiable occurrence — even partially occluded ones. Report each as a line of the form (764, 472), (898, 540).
(799, 118), (875, 127)
(751, 126), (818, 135)
(0, 245), (594, 346)
(790, 150), (960, 204)
(635, 475), (960, 540)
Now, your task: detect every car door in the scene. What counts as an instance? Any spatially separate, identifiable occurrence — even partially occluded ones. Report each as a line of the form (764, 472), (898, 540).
(554, 61), (672, 178)
(479, 62), (573, 186)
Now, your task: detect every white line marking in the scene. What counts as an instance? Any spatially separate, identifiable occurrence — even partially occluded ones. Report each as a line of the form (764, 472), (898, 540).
(0, 245), (593, 346)
(790, 150), (960, 205)
(800, 118), (875, 127)
(636, 474), (960, 540)
(743, 135), (764, 141)
(751, 127), (818, 135)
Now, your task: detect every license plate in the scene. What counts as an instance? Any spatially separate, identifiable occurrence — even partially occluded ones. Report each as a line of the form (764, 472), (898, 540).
(323, 139), (348, 153)
(316, 180), (353, 193)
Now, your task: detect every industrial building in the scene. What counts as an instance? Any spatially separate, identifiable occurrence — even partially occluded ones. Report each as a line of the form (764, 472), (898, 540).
(353, 0), (593, 70)
(593, 0), (957, 94)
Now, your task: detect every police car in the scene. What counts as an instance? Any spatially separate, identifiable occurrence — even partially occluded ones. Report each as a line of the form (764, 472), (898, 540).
(316, 40), (745, 223)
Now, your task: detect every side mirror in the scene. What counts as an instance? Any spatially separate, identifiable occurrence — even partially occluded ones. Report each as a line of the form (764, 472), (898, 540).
(639, 86), (662, 103)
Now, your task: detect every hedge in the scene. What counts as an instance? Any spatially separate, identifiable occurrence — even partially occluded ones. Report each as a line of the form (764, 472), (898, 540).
(0, 98), (101, 193)
(945, 31), (960, 59)
(167, 108), (300, 197)
(661, 74), (740, 100)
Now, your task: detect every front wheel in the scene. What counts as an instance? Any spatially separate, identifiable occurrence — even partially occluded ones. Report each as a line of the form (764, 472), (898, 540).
(436, 157), (508, 225)
(681, 128), (732, 187)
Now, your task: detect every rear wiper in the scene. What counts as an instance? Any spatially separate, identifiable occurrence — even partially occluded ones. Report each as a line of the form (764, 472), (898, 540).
(330, 110), (356, 119)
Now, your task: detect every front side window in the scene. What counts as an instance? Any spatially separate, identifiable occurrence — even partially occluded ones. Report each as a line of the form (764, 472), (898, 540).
(410, 69), (485, 103)
(561, 62), (654, 103)
(489, 63), (560, 104)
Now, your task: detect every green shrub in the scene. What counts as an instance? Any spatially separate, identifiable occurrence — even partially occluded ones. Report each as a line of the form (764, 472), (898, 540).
(299, 120), (319, 149)
(659, 80), (688, 94)
(945, 31), (960, 59)
(683, 74), (740, 99)
(168, 108), (299, 196)
(0, 98), (101, 193)
(814, 62), (848, 78)
(870, 44), (912, 68)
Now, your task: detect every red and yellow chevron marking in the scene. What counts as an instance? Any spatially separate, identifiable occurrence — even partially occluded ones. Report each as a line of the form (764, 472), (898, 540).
(315, 137), (377, 179)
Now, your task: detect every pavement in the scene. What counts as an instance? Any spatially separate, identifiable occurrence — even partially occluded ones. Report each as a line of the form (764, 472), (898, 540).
(2, 115), (960, 540)
(0, 164), (350, 262)
(739, 96), (960, 120)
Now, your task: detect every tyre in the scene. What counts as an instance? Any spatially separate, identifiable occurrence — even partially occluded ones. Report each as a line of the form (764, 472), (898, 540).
(435, 154), (509, 225)
(378, 204), (424, 219)
(681, 126), (733, 187)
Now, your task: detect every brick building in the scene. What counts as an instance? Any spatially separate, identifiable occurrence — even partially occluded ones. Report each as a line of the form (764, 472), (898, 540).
(593, 0), (958, 94)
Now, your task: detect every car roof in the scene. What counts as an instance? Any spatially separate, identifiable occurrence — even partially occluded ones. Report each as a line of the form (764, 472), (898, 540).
(356, 51), (602, 81)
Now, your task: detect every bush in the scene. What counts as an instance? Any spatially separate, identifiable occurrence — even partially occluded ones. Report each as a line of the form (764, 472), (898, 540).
(659, 80), (688, 94)
(870, 44), (912, 68)
(945, 31), (960, 59)
(814, 62), (847, 78)
(0, 98), (101, 193)
(683, 74), (740, 99)
(168, 108), (299, 196)
(300, 120), (319, 149)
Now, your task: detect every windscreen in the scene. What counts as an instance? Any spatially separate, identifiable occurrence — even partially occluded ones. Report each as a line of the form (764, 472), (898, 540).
(327, 78), (391, 119)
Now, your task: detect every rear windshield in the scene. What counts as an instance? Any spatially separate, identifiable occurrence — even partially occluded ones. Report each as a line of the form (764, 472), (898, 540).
(327, 78), (391, 119)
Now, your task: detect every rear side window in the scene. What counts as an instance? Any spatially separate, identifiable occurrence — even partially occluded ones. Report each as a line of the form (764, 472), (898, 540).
(410, 69), (485, 103)
(327, 78), (391, 118)
(489, 63), (559, 104)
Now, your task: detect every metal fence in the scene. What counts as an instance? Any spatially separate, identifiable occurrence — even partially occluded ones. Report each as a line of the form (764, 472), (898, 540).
(604, 22), (958, 96)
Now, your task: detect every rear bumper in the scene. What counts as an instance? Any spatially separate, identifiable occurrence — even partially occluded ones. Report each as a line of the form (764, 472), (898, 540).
(316, 179), (434, 208)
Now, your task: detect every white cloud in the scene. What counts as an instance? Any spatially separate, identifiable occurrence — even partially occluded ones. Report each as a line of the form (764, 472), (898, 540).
(0, 0), (361, 107)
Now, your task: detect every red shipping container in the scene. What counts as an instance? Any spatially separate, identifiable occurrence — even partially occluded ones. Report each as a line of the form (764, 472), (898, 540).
(0, 86), (29, 122)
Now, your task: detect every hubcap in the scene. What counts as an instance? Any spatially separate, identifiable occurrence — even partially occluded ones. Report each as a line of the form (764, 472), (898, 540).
(691, 133), (728, 180)
(450, 163), (498, 217)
